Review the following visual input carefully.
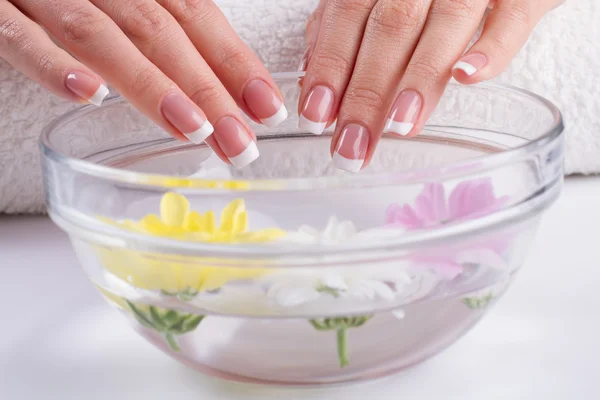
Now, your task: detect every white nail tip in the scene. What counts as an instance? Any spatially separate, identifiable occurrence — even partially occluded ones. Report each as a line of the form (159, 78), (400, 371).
(453, 61), (477, 76)
(298, 115), (327, 135)
(261, 104), (288, 128)
(385, 120), (414, 136)
(229, 141), (259, 169)
(185, 121), (214, 144)
(332, 152), (364, 173)
(88, 84), (109, 107)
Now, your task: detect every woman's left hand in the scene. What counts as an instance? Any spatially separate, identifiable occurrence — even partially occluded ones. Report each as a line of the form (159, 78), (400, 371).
(299, 0), (562, 172)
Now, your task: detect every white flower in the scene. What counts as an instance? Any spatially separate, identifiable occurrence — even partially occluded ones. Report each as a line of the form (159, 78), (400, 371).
(265, 268), (413, 307)
(281, 216), (404, 245)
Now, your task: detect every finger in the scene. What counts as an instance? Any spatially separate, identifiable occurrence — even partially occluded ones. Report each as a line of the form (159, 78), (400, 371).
(299, 0), (328, 78)
(452, 0), (555, 84)
(0, 1), (108, 105)
(298, 0), (379, 135)
(329, 0), (433, 172)
(89, 0), (260, 167)
(157, 0), (287, 128)
(14, 0), (220, 152)
(381, 0), (489, 144)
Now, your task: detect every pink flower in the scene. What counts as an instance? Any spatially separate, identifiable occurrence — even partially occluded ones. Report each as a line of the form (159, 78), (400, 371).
(386, 179), (510, 280)
(385, 179), (508, 230)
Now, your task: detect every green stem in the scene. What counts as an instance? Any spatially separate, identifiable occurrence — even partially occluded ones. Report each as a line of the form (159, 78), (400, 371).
(336, 328), (349, 368)
(164, 333), (180, 352)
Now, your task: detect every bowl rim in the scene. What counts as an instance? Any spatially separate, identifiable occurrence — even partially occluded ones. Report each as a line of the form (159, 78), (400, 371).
(40, 72), (564, 191)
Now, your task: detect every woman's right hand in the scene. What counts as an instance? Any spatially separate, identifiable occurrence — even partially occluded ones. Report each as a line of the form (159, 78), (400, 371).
(0, 0), (287, 168)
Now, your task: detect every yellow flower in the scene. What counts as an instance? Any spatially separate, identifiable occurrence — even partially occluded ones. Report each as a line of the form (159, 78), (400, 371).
(99, 193), (286, 293)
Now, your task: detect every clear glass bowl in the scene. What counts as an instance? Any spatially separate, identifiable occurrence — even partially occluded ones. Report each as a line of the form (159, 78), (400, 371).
(41, 72), (564, 385)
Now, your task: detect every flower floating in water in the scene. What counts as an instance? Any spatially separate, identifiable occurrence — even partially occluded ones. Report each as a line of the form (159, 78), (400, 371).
(115, 192), (286, 243)
(282, 216), (402, 245)
(98, 193), (287, 351)
(385, 179), (510, 280)
(266, 268), (413, 308)
(385, 179), (508, 230)
(270, 216), (414, 306)
(101, 193), (286, 294)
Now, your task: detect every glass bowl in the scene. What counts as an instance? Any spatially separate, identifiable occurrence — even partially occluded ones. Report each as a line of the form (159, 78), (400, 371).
(41, 72), (564, 385)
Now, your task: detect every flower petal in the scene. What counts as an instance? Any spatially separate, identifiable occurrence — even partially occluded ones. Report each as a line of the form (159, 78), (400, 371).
(160, 192), (190, 226)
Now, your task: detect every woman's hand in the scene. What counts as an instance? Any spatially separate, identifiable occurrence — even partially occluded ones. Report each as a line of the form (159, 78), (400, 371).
(0, 0), (288, 168)
(299, 0), (562, 172)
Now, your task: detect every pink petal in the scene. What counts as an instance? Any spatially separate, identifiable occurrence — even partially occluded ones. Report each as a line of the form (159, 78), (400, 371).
(385, 203), (423, 229)
(414, 183), (448, 226)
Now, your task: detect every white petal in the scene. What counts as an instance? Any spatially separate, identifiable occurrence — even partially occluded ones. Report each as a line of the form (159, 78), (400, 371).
(321, 274), (349, 291)
(362, 280), (397, 300)
(269, 284), (320, 307)
(457, 248), (508, 270)
(392, 309), (406, 319)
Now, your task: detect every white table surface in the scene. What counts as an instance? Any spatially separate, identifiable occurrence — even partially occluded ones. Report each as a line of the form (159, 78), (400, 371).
(1, 177), (599, 400)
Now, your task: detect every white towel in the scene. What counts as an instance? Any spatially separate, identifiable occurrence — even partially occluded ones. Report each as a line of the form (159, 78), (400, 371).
(0, 0), (598, 213)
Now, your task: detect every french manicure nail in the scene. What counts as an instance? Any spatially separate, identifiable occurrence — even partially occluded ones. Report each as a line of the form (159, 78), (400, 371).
(299, 85), (334, 135)
(243, 80), (288, 128)
(65, 72), (109, 106)
(453, 53), (488, 76)
(385, 90), (422, 137)
(213, 116), (259, 169)
(161, 93), (214, 144)
(333, 123), (369, 173)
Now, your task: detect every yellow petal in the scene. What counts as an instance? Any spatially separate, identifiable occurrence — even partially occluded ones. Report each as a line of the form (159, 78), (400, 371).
(160, 192), (190, 226)
(183, 211), (203, 231)
(234, 210), (248, 234)
(219, 199), (246, 233)
(202, 211), (216, 234)
(238, 228), (287, 242)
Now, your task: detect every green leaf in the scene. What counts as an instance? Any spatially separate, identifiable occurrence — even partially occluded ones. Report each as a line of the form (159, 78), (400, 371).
(125, 300), (155, 329)
(181, 315), (204, 332)
(164, 333), (181, 352)
(148, 306), (167, 331)
(463, 292), (496, 310)
(162, 310), (180, 329)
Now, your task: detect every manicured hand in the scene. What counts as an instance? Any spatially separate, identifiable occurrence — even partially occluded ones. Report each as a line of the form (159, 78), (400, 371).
(0, 0), (288, 168)
(299, 0), (563, 172)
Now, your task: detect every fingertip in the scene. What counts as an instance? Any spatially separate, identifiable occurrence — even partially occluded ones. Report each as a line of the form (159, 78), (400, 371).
(451, 53), (488, 84)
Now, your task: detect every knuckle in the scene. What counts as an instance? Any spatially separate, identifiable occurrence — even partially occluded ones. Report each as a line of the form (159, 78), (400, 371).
(121, 1), (172, 40)
(161, 0), (217, 25)
(370, 0), (425, 33)
(34, 52), (57, 79)
(503, 1), (532, 27)
(310, 48), (353, 75)
(486, 33), (511, 59)
(58, 7), (107, 43)
(214, 42), (250, 77)
(0, 16), (27, 54)
(406, 58), (447, 82)
(128, 66), (161, 98)
(344, 86), (386, 113)
(189, 81), (226, 107)
(328, 0), (377, 16)
(430, 0), (479, 18)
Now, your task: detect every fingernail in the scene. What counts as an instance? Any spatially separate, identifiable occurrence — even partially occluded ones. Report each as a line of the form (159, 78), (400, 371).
(299, 86), (334, 135)
(65, 72), (109, 106)
(453, 53), (488, 76)
(213, 116), (259, 169)
(385, 90), (422, 137)
(161, 93), (214, 144)
(243, 80), (288, 128)
(333, 123), (369, 173)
